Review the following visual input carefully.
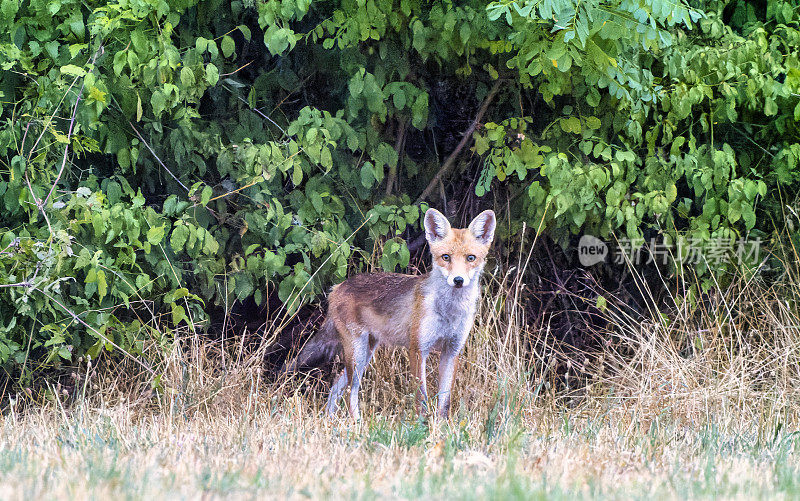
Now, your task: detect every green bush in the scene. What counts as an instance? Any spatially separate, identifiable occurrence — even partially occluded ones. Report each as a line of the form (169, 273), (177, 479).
(1, 0), (798, 381)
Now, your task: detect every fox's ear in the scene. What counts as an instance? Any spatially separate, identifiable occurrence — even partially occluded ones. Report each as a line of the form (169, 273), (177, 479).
(424, 208), (451, 243)
(469, 210), (496, 245)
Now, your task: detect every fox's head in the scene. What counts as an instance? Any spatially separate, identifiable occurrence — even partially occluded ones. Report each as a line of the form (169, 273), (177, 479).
(424, 208), (496, 289)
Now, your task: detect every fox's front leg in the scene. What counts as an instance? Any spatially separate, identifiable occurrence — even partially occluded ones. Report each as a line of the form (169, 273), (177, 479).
(436, 349), (460, 419)
(409, 345), (429, 415)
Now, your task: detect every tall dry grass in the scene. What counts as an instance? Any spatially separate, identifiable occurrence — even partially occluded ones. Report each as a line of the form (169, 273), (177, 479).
(3, 235), (800, 498)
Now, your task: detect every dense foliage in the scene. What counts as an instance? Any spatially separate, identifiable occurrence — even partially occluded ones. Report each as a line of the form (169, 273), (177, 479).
(0, 0), (798, 382)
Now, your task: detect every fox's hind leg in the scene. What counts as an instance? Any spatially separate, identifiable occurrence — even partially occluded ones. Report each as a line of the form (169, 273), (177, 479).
(346, 333), (377, 421)
(326, 370), (349, 417)
(326, 318), (354, 418)
(327, 332), (376, 420)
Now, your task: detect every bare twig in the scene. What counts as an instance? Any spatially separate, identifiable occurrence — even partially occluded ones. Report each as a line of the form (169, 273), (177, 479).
(417, 79), (503, 203)
(0, 282), (33, 288)
(128, 120), (191, 193)
(19, 121), (31, 155)
(26, 82), (80, 163)
(220, 60), (254, 78)
(24, 173), (52, 236)
(228, 90), (289, 138)
(43, 44), (104, 207)
(385, 119), (407, 196)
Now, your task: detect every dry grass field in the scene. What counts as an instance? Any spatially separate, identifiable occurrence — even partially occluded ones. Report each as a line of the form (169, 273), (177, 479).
(2, 266), (800, 499)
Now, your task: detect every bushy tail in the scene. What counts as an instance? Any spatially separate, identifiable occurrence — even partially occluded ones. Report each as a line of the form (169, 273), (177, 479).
(279, 318), (341, 375)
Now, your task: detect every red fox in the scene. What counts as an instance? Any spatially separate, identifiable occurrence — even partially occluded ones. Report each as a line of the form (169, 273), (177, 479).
(281, 208), (496, 420)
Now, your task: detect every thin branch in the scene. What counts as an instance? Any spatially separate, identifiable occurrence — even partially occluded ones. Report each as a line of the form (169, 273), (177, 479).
(24, 173), (52, 236)
(19, 121), (31, 155)
(730, 125), (774, 158)
(227, 88), (289, 138)
(0, 282), (33, 288)
(128, 120), (191, 193)
(43, 44), (104, 207)
(385, 119), (408, 197)
(417, 79), (503, 203)
(26, 79), (80, 163)
(220, 60), (254, 78)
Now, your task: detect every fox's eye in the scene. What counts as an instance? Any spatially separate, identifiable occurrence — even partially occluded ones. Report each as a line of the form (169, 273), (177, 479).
(467, 255), (476, 262)
(441, 254), (450, 262)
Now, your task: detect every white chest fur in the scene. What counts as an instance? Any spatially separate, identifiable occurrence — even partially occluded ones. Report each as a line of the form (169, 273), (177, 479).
(418, 275), (480, 354)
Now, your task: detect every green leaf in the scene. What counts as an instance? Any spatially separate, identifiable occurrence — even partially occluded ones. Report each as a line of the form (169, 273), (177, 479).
(205, 63), (220, 86)
(221, 35), (235, 58)
(60, 64), (86, 77)
(69, 14), (85, 38)
(202, 231), (219, 255)
(361, 162), (374, 187)
(728, 202), (741, 223)
(764, 98), (777, 116)
(147, 225), (165, 245)
(460, 23), (470, 43)
(310, 191), (323, 212)
(151, 90), (166, 118)
(96, 269), (107, 300)
(86, 340), (104, 360)
(44, 40), (59, 59)
(560, 117), (582, 134)
(320, 147), (332, 169)
(374, 142), (398, 168)
(170, 224), (190, 252)
(585, 116), (601, 129)
(58, 346), (73, 361)
(180, 66), (195, 88)
(234, 273), (254, 299)
(292, 163), (303, 185)
(411, 92), (429, 129)
(68, 43), (87, 58)
(118, 148), (131, 169)
(171, 303), (187, 325)
(741, 204), (756, 230)
(201, 185), (213, 206)
(474, 134), (489, 155)
(349, 73), (364, 97)
(666, 183), (677, 203)
(265, 27), (290, 55)
(136, 93), (143, 122)
(743, 181), (757, 201)
(1, 0), (19, 19)
(393, 88), (406, 109)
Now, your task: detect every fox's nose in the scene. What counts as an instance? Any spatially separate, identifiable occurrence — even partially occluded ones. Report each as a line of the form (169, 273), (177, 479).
(453, 276), (464, 288)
